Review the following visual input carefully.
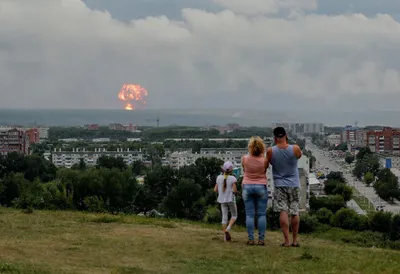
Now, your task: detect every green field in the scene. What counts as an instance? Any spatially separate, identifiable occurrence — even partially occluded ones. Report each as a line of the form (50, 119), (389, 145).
(0, 208), (399, 274)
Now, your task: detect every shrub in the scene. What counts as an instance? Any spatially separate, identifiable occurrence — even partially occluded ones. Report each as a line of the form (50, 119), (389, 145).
(324, 180), (341, 195)
(299, 214), (319, 234)
(203, 206), (220, 224)
(332, 184), (353, 202)
(331, 208), (366, 231)
(316, 208), (334, 224)
(390, 214), (400, 241)
(340, 231), (386, 248)
(83, 196), (106, 213)
(369, 211), (393, 234)
(326, 171), (346, 183)
(353, 214), (370, 231)
(310, 195), (345, 213)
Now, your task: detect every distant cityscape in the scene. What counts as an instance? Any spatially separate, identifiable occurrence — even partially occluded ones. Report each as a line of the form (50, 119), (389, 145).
(2, 119), (400, 214)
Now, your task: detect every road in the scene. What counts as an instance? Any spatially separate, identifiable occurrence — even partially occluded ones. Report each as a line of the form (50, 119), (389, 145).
(307, 141), (400, 214)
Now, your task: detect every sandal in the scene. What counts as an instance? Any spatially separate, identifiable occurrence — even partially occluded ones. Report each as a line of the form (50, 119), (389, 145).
(291, 243), (300, 247)
(258, 240), (265, 246)
(224, 230), (231, 241)
(247, 240), (255, 246)
(280, 243), (290, 247)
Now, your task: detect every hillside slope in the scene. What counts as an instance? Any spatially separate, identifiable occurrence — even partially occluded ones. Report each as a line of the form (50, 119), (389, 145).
(0, 209), (398, 274)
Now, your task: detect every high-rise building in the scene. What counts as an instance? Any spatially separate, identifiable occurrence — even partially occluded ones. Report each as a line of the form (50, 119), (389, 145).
(51, 147), (143, 168)
(273, 123), (324, 135)
(365, 127), (400, 154)
(26, 128), (40, 144)
(0, 128), (30, 156)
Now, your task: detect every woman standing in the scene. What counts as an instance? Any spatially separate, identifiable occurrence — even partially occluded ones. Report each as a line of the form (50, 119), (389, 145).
(241, 136), (269, 246)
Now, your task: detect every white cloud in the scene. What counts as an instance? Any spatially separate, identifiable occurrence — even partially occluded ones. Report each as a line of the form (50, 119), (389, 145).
(1, 0), (400, 111)
(212, 0), (318, 15)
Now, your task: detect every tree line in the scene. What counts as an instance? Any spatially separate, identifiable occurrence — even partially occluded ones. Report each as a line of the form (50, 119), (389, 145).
(352, 147), (400, 202)
(304, 171), (400, 249)
(48, 126), (273, 142)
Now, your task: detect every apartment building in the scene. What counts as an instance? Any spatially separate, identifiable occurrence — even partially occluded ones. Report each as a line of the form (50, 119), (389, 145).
(326, 134), (341, 146)
(365, 127), (400, 154)
(26, 128), (40, 144)
(340, 126), (366, 149)
(169, 150), (244, 169)
(0, 126), (48, 143)
(109, 123), (140, 132)
(273, 123), (324, 135)
(52, 147), (143, 168)
(0, 128), (30, 156)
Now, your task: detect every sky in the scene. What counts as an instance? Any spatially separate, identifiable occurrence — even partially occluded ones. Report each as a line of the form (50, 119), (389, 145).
(2, 0), (400, 112)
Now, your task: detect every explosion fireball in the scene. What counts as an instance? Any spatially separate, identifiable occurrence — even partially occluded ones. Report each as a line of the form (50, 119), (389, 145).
(118, 84), (148, 111)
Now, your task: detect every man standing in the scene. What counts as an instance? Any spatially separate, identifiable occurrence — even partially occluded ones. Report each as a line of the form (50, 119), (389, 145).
(267, 127), (302, 247)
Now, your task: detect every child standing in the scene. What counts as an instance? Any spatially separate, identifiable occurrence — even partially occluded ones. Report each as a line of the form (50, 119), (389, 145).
(214, 161), (238, 241)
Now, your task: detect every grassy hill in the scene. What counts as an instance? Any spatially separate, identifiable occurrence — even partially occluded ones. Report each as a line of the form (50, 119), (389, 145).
(0, 208), (398, 274)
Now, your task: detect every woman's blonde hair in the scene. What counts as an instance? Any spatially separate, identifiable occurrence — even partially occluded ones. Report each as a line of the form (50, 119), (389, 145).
(248, 136), (266, 156)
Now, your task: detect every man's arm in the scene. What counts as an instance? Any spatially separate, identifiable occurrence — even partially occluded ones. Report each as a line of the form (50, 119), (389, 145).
(214, 183), (218, 192)
(266, 147), (272, 163)
(293, 145), (302, 159)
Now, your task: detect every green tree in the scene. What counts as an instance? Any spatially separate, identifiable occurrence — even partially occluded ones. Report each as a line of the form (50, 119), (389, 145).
(345, 153), (355, 164)
(194, 157), (224, 192)
(374, 180), (400, 203)
(353, 154), (380, 179)
(0, 173), (28, 206)
(374, 169), (400, 202)
(309, 194), (346, 213)
(143, 166), (178, 209)
(364, 172), (374, 186)
(331, 208), (367, 231)
(161, 178), (204, 220)
(353, 161), (368, 179)
(356, 147), (373, 160)
(390, 214), (400, 241)
(332, 183), (353, 202)
(324, 180), (342, 195)
(369, 211), (393, 233)
(132, 160), (146, 176)
(96, 155), (127, 170)
(316, 208), (334, 224)
(326, 171), (346, 183)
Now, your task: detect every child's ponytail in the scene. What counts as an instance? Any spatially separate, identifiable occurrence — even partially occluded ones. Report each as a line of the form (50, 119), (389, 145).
(221, 161), (233, 193)
(223, 173), (228, 192)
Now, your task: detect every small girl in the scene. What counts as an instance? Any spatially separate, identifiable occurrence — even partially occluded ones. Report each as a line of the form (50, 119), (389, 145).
(214, 161), (238, 241)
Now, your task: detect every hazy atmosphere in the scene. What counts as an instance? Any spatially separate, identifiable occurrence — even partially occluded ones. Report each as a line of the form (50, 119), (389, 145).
(2, 0), (400, 112)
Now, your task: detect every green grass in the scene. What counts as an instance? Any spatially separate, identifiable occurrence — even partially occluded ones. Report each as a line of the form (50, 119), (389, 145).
(0, 208), (399, 273)
(352, 188), (376, 214)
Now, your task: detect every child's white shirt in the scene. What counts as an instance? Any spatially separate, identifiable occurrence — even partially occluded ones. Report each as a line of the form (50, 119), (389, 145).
(216, 175), (237, 203)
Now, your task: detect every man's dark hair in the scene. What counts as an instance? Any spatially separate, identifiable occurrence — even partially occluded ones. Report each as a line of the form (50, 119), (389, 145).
(273, 127), (287, 138)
